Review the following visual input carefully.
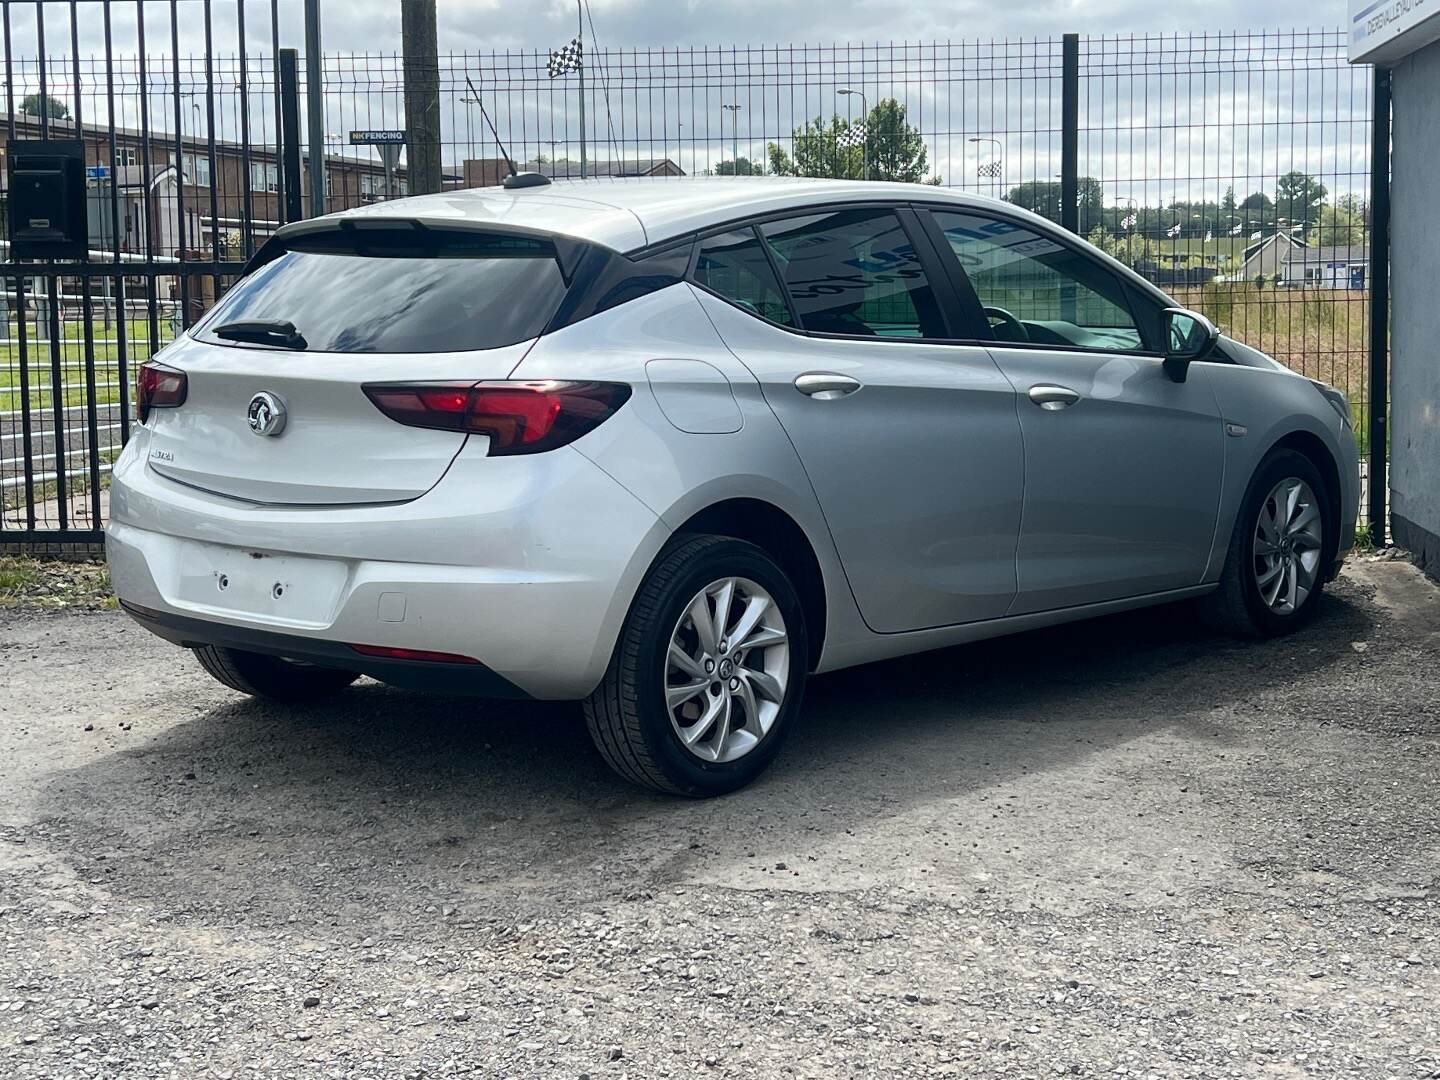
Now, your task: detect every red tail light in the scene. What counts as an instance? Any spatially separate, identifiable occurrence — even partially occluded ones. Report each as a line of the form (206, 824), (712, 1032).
(137, 361), (187, 423)
(362, 380), (631, 456)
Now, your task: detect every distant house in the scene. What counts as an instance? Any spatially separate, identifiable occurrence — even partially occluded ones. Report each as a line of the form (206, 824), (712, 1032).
(1281, 245), (1370, 289)
(1226, 232), (1307, 282)
(463, 156), (684, 188)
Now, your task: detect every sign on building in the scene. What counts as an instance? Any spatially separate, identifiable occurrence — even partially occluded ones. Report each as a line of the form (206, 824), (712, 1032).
(349, 130), (406, 145)
(1350, 0), (1440, 62)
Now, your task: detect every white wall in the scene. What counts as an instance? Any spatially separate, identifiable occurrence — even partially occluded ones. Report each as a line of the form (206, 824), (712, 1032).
(1390, 37), (1440, 574)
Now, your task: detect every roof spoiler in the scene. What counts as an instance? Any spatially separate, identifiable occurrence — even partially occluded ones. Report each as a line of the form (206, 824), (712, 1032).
(244, 216), (593, 283)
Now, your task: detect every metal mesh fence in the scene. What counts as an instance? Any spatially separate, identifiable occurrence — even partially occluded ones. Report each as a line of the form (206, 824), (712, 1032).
(0, 13), (1379, 538)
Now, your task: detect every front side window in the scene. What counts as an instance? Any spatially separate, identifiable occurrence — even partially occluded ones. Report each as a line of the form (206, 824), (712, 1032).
(931, 210), (1145, 352)
(197, 230), (569, 353)
(759, 209), (946, 339)
(692, 229), (793, 326)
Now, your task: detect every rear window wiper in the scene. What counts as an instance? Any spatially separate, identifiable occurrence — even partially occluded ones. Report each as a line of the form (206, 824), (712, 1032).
(214, 319), (308, 350)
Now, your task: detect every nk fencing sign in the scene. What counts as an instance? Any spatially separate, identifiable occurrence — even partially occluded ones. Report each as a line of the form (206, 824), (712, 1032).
(349, 130), (406, 145)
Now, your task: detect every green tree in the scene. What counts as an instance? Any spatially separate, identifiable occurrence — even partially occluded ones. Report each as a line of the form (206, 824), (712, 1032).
(715, 156), (762, 176)
(1312, 202), (1365, 247)
(1003, 177), (1103, 229)
(1086, 224), (1151, 267)
(1221, 185), (1237, 214)
(766, 98), (938, 183)
(1239, 191), (1273, 213)
(862, 99), (939, 184)
(20, 93), (69, 120)
(1275, 170), (1327, 228)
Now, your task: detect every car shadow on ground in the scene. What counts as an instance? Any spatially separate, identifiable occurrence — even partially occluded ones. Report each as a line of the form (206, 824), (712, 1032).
(38, 587), (1372, 915)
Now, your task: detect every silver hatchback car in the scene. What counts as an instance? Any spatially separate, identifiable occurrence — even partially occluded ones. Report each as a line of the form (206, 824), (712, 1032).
(108, 176), (1358, 795)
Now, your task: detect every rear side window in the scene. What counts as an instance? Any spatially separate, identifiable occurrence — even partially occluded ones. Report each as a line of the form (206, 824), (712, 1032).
(199, 230), (568, 353)
(759, 209), (946, 339)
(692, 229), (794, 326)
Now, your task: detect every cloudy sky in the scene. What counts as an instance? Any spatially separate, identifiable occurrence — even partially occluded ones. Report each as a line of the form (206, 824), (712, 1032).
(280, 0), (1347, 54)
(8, 0), (1353, 58)
(326, 0), (1348, 53)
(5, 0), (1369, 209)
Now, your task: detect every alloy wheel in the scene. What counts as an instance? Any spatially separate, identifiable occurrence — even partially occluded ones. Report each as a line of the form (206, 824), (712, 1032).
(1252, 477), (1323, 616)
(665, 576), (790, 763)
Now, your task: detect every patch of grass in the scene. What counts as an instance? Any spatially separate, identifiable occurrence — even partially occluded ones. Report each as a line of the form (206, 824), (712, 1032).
(0, 555), (115, 610)
(1173, 283), (1372, 405)
(0, 557), (40, 593)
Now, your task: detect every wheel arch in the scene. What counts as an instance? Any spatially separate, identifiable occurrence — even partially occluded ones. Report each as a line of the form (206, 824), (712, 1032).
(1265, 429), (1343, 571)
(672, 497), (827, 670)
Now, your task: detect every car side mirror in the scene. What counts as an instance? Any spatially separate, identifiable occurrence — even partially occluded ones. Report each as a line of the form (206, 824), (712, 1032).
(1162, 307), (1219, 383)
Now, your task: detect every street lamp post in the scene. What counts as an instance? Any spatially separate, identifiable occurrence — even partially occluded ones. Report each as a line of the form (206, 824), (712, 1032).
(837, 87), (868, 180)
(968, 136), (1002, 192)
(722, 103), (741, 174)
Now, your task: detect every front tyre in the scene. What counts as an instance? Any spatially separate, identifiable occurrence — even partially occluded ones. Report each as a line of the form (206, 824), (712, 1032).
(1199, 448), (1332, 638)
(192, 645), (360, 701)
(584, 535), (808, 796)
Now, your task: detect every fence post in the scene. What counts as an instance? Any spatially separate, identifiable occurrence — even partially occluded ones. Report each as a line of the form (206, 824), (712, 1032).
(1060, 33), (1079, 234)
(279, 49), (304, 225)
(304, 0), (326, 216)
(1368, 65), (1391, 546)
(402, 0), (443, 195)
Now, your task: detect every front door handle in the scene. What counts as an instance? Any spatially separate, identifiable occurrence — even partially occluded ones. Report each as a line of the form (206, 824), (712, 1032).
(1028, 384), (1081, 411)
(795, 373), (862, 400)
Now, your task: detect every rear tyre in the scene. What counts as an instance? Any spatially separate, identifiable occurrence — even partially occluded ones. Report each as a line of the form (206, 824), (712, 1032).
(583, 535), (808, 797)
(1198, 448), (1332, 638)
(192, 645), (360, 701)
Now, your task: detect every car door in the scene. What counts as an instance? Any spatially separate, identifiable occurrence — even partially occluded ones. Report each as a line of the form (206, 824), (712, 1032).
(922, 207), (1224, 615)
(687, 207), (1024, 633)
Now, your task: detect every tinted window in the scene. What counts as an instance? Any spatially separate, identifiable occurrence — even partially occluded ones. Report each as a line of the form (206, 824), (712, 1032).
(200, 231), (568, 353)
(692, 229), (793, 326)
(759, 210), (945, 339)
(931, 210), (1144, 352)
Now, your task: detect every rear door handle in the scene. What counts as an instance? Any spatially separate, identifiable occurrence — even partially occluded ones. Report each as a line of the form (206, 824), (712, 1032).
(1028, 384), (1081, 410)
(795, 373), (862, 400)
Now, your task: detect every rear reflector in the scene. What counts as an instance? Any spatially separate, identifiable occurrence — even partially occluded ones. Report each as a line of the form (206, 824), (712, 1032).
(349, 643), (480, 665)
(137, 361), (188, 423)
(362, 380), (630, 455)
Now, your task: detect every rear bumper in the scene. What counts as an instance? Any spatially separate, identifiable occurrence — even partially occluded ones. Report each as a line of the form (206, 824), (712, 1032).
(106, 430), (669, 699)
(120, 599), (531, 697)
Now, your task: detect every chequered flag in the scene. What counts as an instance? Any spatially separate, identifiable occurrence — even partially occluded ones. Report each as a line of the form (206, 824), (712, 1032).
(547, 37), (583, 78)
(836, 121), (866, 149)
(977, 161), (1002, 178)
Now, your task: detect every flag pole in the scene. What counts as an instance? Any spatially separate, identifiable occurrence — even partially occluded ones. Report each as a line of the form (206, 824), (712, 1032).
(577, 0), (587, 179)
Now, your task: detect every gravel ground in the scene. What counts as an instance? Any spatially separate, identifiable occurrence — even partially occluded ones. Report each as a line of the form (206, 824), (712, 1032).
(1, 556), (1437, 1079)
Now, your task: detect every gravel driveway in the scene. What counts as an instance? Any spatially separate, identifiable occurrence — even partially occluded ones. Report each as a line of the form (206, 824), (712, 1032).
(1, 557), (1437, 1079)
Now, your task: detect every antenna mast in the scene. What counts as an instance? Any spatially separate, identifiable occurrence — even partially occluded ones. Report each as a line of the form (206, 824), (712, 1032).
(464, 76), (516, 179)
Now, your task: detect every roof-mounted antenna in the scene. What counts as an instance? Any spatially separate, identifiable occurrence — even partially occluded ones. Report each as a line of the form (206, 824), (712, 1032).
(466, 75), (550, 190)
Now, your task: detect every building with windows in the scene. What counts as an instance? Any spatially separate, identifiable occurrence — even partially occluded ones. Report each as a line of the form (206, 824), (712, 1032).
(0, 113), (444, 261)
(1281, 245), (1369, 289)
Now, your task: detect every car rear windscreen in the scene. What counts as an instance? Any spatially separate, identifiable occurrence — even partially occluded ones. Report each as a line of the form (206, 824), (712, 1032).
(197, 230), (569, 353)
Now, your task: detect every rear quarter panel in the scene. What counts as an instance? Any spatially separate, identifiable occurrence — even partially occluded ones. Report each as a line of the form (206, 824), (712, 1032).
(510, 284), (870, 671)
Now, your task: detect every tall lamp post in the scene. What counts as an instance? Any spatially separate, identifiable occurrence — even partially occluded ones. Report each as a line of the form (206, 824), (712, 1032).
(837, 87), (868, 180)
(969, 136), (1002, 192)
(722, 103), (742, 174)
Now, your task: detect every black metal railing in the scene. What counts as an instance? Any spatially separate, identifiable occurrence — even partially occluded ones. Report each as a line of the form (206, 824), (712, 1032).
(0, 13), (1387, 543)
